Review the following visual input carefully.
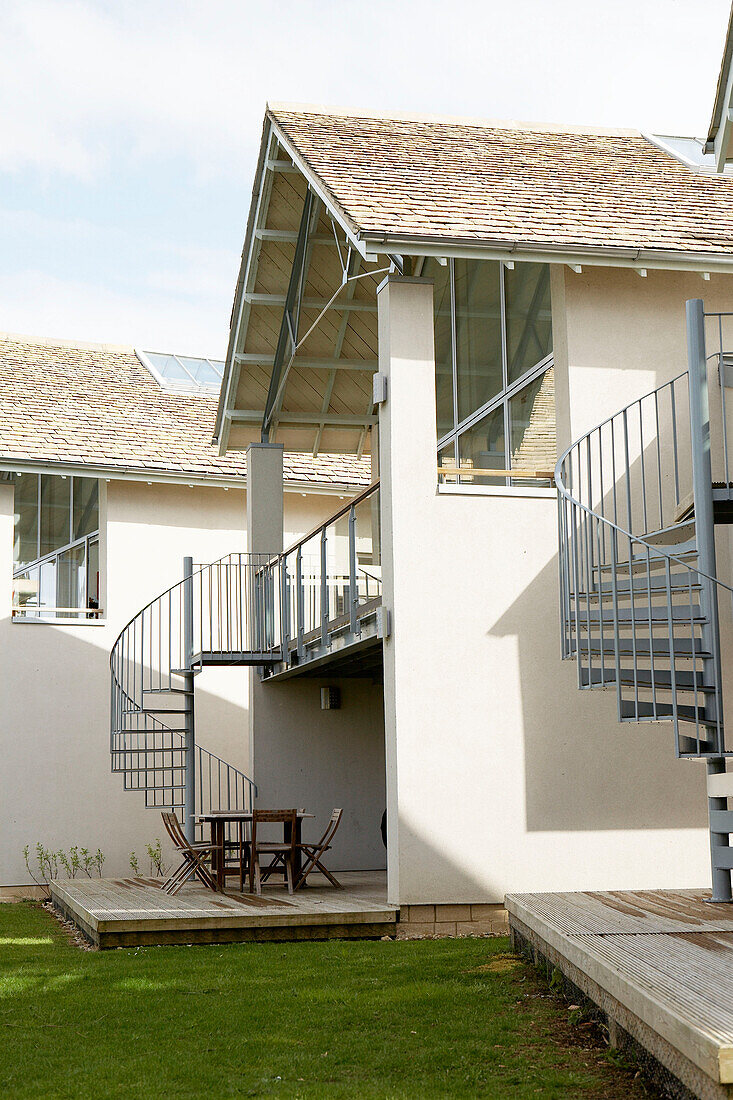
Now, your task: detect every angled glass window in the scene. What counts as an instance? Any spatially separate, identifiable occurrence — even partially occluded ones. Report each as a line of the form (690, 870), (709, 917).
(73, 478), (98, 540)
(509, 368), (556, 479)
(457, 404), (507, 486)
(40, 475), (70, 558)
(431, 257), (554, 486)
(505, 263), (552, 384)
(138, 350), (224, 394)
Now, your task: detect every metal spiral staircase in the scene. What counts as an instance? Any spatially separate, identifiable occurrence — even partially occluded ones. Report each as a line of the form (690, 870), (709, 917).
(110, 552), (278, 839)
(556, 299), (733, 902)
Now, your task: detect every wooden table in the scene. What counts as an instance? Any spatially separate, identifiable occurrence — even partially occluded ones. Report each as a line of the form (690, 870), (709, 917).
(197, 811), (314, 892)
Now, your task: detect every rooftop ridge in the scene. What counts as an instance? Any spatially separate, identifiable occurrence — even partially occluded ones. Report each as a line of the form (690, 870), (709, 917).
(267, 101), (642, 138)
(0, 330), (135, 355)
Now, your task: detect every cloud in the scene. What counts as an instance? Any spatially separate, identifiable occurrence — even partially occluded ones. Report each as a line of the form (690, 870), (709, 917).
(2, 0), (729, 182)
(0, 268), (233, 355)
(0, 0), (729, 353)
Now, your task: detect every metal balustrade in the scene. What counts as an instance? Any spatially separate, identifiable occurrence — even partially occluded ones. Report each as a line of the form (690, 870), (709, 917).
(110, 483), (382, 835)
(557, 299), (733, 901)
(110, 553), (271, 835)
(268, 481), (382, 667)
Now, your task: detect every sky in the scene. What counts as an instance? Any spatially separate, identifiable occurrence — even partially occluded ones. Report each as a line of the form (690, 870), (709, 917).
(0, 0), (731, 358)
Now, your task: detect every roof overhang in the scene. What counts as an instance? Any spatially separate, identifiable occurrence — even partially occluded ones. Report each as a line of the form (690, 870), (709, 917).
(706, 4), (733, 170)
(215, 113), (387, 459)
(216, 103), (733, 459)
(0, 456), (365, 496)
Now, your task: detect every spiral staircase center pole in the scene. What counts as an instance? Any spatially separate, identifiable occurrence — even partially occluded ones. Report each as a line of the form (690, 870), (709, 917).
(686, 298), (731, 902)
(182, 555), (196, 844)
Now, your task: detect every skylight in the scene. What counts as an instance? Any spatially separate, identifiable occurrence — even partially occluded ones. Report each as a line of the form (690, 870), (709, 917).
(136, 350), (224, 394)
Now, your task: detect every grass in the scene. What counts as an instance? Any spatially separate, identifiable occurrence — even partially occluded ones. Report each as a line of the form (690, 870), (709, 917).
(0, 902), (653, 1099)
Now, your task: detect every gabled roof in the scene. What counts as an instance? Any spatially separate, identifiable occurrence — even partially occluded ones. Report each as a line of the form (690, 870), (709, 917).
(707, 2), (733, 169)
(215, 102), (733, 458)
(270, 104), (733, 261)
(0, 333), (371, 490)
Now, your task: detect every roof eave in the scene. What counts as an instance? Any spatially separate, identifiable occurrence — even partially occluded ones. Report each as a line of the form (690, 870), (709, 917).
(214, 114), (273, 451)
(708, 3), (733, 150)
(0, 456), (366, 496)
(356, 230), (733, 274)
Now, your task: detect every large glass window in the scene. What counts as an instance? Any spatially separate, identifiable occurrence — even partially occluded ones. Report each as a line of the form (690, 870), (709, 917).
(425, 258), (454, 439)
(505, 263), (552, 384)
(12, 474), (101, 620)
(433, 259), (554, 485)
(454, 259), (503, 421)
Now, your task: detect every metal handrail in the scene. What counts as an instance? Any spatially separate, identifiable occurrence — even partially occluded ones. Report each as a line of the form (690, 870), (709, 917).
(109, 483), (383, 821)
(276, 479), (380, 560)
(555, 311), (733, 762)
(267, 481), (382, 666)
(110, 552), (263, 823)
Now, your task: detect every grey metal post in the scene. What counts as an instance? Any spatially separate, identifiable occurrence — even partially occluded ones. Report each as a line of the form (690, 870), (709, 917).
(182, 555), (196, 844)
(280, 558), (290, 665)
(687, 298), (731, 901)
(348, 504), (359, 636)
(320, 528), (328, 647)
(296, 546), (304, 659)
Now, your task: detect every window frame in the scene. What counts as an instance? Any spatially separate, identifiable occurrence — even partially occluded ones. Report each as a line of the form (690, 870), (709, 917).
(12, 473), (102, 621)
(425, 257), (554, 485)
(137, 350), (224, 394)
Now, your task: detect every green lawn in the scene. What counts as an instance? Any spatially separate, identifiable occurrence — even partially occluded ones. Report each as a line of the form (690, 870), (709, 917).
(0, 902), (652, 1099)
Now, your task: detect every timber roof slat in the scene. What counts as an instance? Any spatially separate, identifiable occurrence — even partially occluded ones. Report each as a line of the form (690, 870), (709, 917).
(0, 333), (370, 487)
(269, 105), (733, 256)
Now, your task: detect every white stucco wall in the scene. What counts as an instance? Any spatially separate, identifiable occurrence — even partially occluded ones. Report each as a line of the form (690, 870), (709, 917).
(251, 676), (386, 871)
(0, 477), (352, 887)
(377, 268), (733, 908)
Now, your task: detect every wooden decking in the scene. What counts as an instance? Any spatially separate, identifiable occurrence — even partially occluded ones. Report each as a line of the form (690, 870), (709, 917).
(51, 870), (395, 948)
(507, 888), (733, 1100)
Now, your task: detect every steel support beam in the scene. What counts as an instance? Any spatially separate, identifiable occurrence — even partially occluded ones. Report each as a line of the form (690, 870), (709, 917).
(182, 555), (196, 843)
(261, 190), (314, 441)
(235, 354), (377, 371)
(244, 293), (376, 313)
(687, 297), (731, 902)
(229, 410), (377, 426)
(313, 251), (361, 456)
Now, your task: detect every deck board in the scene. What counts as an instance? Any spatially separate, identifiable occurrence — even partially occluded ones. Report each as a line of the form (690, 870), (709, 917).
(51, 871), (395, 947)
(507, 888), (733, 1096)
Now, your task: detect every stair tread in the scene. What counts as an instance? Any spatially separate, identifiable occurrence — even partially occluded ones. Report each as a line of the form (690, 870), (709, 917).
(642, 521), (696, 546)
(568, 637), (711, 656)
(591, 576), (702, 596)
(620, 700), (716, 724)
(581, 667), (715, 690)
(594, 549), (699, 574)
(569, 606), (705, 623)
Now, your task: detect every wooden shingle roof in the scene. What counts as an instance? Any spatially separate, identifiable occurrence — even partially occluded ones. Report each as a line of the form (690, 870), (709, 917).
(269, 106), (733, 259)
(0, 333), (371, 487)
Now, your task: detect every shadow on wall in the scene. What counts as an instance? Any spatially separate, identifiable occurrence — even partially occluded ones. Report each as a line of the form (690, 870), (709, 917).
(0, 616), (251, 883)
(489, 547), (708, 833)
(252, 675), (387, 873)
(395, 812), (508, 902)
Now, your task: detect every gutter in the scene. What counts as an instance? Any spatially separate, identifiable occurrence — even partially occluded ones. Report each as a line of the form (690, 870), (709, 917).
(356, 230), (733, 274)
(0, 457), (368, 497)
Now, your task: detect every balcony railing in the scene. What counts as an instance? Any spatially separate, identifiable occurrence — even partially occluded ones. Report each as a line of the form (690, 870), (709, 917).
(268, 481), (381, 668)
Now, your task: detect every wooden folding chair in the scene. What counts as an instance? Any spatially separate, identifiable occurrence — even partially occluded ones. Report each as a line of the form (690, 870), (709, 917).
(249, 809), (298, 895)
(295, 808), (343, 890)
(160, 811), (218, 895)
